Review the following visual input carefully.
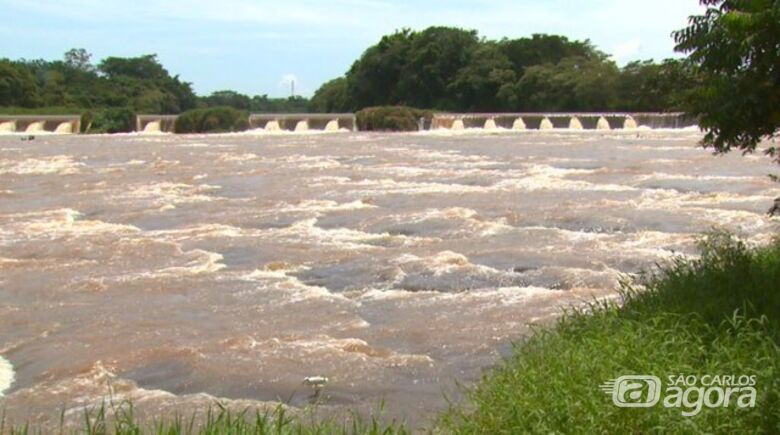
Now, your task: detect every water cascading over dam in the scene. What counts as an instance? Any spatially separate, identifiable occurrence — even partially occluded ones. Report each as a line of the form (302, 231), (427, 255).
(248, 113), (357, 132)
(430, 113), (696, 131)
(135, 115), (178, 134)
(0, 115), (81, 134)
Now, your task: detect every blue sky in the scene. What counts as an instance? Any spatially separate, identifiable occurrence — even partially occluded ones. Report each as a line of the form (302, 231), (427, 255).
(0, 0), (704, 97)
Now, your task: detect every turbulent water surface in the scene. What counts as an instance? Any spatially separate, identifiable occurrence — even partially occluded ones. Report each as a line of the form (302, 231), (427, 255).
(1, 130), (778, 427)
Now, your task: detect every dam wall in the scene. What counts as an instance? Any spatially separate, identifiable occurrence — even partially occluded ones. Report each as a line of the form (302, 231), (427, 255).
(136, 115), (179, 133)
(249, 113), (357, 132)
(0, 115), (81, 134)
(430, 112), (697, 131)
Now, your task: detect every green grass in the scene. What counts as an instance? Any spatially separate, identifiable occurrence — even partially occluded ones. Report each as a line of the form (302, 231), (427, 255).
(2, 233), (778, 434)
(0, 402), (410, 435)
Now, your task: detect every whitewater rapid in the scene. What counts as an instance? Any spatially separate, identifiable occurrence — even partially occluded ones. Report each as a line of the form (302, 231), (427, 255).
(0, 130), (778, 428)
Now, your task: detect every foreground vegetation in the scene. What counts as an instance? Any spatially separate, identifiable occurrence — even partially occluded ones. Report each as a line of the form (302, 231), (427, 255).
(441, 233), (780, 433)
(2, 233), (777, 433)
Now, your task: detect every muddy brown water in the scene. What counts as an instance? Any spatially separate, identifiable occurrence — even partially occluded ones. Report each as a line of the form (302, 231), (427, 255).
(1, 130), (778, 428)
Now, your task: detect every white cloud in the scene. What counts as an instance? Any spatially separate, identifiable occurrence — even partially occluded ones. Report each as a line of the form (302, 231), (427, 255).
(611, 39), (643, 64)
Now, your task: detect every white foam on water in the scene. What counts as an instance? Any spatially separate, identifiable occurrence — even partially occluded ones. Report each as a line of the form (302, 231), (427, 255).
(636, 172), (760, 183)
(217, 152), (261, 162)
(0, 356), (13, 397)
(240, 264), (355, 305)
(624, 116), (638, 130)
(596, 117), (611, 130)
(494, 164), (636, 192)
(569, 117), (583, 130)
(116, 182), (222, 206)
(539, 117), (554, 130)
(598, 190), (780, 233)
(346, 178), (488, 196)
(125, 249), (226, 280)
(0, 208), (140, 243)
(484, 118), (498, 130)
(147, 224), (253, 241)
(512, 117), (526, 130)
(266, 218), (427, 249)
(277, 154), (344, 170)
(0, 155), (85, 175)
(274, 199), (377, 214)
(395, 207), (512, 237)
(451, 119), (465, 130)
(233, 335), (434, 366)
(239, 127), (348, 136)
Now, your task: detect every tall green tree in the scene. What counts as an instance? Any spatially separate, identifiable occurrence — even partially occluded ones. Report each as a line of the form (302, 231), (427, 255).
(673, 0), (780, 161)
(310, 77), (350, 112)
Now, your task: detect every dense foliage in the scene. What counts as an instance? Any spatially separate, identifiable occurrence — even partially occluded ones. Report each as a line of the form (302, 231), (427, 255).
(174, 107), (249, 133)
(0, 50), (311, 120)
(356, 106), (434, 131)
(200, 90), (310, 113)
(82, 108), (136, 134)
(0, 51), (197, 114)
(673, 0), (780, 161)
(311, 27), (697, 113)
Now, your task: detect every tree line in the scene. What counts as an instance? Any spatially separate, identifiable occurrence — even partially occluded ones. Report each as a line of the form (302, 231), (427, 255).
(311, 28), (699, 113)
(1, 29), (698, 116)
(0, 49), (308, 114)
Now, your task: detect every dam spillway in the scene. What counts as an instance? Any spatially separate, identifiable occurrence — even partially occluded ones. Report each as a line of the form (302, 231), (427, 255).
(0, 115), (81, 134)
(136, 115), (179, 134)
(248, 113), (357, 132)
(430, 113), (697, 131)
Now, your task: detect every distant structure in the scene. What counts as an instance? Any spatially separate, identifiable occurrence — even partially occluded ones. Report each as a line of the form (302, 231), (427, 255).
(136, 115), (179, 133)
(430, 113), (696, 131)
(0, 112), (699, 135)
(248, 113), (357, 132)
(0, 115), (81, 134)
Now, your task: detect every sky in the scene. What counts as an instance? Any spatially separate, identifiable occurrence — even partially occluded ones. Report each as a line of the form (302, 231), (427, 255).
(0, 0), (704, 98)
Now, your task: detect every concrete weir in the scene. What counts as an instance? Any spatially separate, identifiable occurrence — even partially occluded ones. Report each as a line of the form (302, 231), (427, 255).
(430, 112), (696, 131)
(249, 113), (357, 132)
(0, 115), (81, 134)
(136, 115), (179, 134)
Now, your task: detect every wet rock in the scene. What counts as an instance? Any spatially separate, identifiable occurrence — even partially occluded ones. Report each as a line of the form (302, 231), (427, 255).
(769, 197), (780, 216)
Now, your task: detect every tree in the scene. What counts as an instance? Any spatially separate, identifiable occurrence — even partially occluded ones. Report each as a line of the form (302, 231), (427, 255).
(64, 48), (94, 72)
(513, 57), (619, 111)
(346, 30), (414, 108)
(310, 77), (350, 112)
(448, 43), (516, 111)
(499, 34), (600, 74)
(202, 90), (252, 110)
(673, 0), (780, 161)
(0, 60), (40, 107)
(615, 59), (697, 111)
